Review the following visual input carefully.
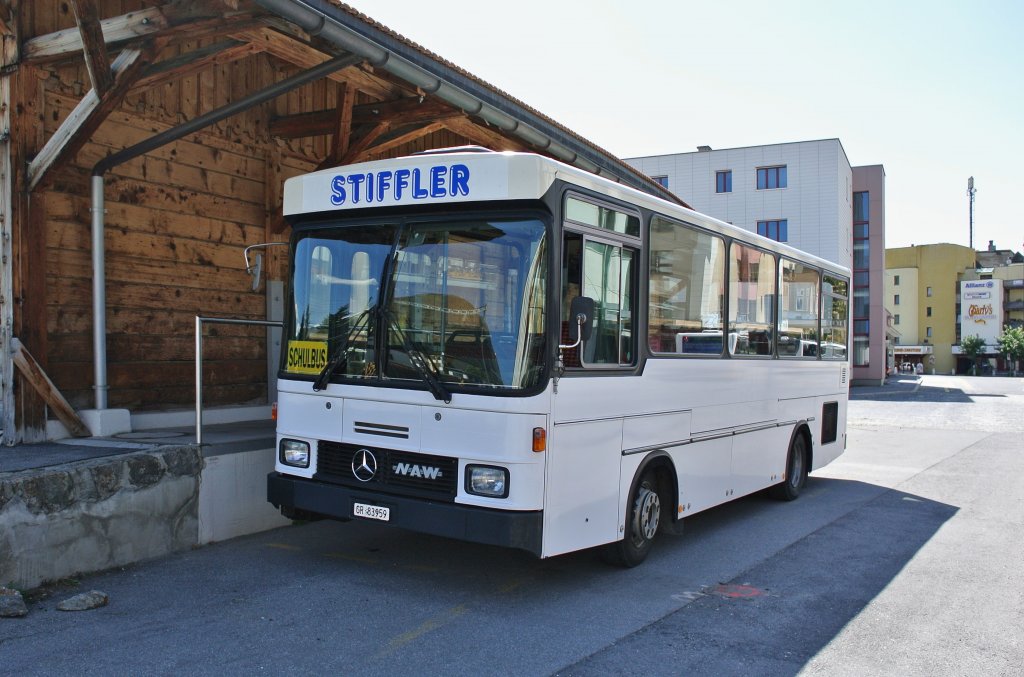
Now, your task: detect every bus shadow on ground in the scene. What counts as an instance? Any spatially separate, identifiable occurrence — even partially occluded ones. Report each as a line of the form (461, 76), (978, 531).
(564, 479), (959, 675)
(852, 383), (1004, 403)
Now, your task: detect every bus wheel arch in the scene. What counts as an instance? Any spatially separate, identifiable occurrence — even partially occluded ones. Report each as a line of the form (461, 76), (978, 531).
(604, 452), (678, 567)
(771, 423), (812, 501)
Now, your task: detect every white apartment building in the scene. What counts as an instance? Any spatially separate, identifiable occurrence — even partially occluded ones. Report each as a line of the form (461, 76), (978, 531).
(626, 139), (887, 385)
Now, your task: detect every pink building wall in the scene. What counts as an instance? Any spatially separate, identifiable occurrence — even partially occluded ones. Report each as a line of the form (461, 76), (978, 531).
(852, 165), (886, 385)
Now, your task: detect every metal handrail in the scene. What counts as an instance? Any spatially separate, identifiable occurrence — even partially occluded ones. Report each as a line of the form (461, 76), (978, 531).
(195, 316), (283, 445)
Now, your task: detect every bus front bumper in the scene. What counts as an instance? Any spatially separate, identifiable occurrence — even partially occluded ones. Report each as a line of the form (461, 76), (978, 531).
(267, 472), (543, 556)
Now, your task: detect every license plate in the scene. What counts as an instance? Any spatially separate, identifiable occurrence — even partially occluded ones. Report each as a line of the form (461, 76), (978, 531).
(353, 502), (390, 522)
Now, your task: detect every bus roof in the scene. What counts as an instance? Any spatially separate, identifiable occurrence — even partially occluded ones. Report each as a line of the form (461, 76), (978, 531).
(284, 150), (850, 275)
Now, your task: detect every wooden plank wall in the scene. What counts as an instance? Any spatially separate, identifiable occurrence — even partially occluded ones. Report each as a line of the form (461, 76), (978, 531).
(24, 1), (473, 411)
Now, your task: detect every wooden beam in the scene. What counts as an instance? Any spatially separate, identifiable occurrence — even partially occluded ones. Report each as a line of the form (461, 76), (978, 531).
(23, 4), (170, 62)
(1, 21), (16, 442)
(133, 39), (263, 91)
(351, 97), (456, 125)
(338, 120), (392, 165)
(265, 145), (287, 236)
(358, 121), (447, 159)
(12, 338), (92, 438)
(440, 116), (529, 152)
(22, 1), (257, 64)
(71, 0), (114, 94)
(26, 43), (159, 192)
(269, 108), (336, 138)
(270, 98), (458, 139)
(0, 0), (18, 65)
(234, 27), (402, 101)
(331, 82), (355, 163)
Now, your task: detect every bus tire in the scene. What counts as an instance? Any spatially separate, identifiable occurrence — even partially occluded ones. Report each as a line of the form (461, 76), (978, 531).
(770, 430), (809, 501)
(603, 469), (661, 567)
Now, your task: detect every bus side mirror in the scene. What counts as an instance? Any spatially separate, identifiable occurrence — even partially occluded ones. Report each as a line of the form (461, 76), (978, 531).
(244, 242), (288, 292)
(248, 253), (263, 291)
(568, 296), (595, 344)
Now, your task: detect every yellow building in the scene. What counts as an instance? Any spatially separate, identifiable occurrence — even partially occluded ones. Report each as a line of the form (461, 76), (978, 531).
(885, 244), (976, 374)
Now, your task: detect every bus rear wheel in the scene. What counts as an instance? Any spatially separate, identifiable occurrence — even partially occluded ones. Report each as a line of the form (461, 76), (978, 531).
(604, 471), (661, 567)
(771, 432), (808, 501)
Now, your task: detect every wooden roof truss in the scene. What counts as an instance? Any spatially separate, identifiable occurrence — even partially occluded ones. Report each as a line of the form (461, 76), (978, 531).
(19, 0), (531, 193)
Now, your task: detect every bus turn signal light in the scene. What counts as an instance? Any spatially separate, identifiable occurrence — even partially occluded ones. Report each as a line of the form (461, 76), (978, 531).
(532, 427), (546, 452)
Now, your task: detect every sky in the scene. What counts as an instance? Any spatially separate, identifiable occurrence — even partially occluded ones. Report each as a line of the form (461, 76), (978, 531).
(344, 0), (1023, 253)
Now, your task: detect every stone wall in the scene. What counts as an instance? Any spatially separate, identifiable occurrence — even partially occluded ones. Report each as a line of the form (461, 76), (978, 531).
(0, 446), (202, 589)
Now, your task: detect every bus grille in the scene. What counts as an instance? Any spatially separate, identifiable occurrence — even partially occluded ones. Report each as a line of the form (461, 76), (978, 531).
(315, 440), (458, 500)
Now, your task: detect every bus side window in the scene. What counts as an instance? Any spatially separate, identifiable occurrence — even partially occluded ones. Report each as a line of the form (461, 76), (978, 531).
(581, 239), (635, 367)
(561, 231), (636, 368)
(728, 244), (775, 356)
(647, 216), (726, 356)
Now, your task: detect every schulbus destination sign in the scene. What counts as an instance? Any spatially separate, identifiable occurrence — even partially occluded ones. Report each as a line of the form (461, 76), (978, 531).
(286, 340), (328, 375)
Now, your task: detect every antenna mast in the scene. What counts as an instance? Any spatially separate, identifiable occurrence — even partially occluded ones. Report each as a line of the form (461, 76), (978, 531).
(967, 176), (977, 250)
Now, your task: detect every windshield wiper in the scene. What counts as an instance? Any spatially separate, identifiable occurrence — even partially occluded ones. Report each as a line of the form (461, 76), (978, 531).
(312, 306), (376, 391)
(385, 312), (452, 404)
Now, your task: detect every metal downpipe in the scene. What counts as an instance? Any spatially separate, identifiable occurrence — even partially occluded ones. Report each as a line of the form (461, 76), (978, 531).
(90, 175), (107, 409)
(88, 53), (359, 410)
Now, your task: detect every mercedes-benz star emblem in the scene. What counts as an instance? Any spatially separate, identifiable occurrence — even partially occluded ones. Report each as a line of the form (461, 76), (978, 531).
(351, 448), (377, 482)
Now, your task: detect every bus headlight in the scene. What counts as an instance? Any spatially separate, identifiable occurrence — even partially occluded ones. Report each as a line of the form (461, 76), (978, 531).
(280, 439), (310, 468)
(466, 465), (509, 498)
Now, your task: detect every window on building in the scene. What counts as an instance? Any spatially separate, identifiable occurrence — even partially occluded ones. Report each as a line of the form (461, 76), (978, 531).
(894, 275), (900, 286)
(853, 336), (869, 365)
(756, 166), (787, 190)
(894, 294), (900, 305)
(927, 306), (932, 317)
(926, 326), (933, 338)
(715, 170), (732, 193)
(851, 190), (870, 365)
(895, 337), (900, 345)
(853, 191), (869, 223)
(756, 219), (788, 242)
(729, 243), (776, 356)
(894, 314), (900, 325)
(926, 286), (933, 297)
(652, 175), (669, 189)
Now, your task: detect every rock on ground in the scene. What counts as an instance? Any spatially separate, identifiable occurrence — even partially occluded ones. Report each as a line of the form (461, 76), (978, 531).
(0, 586), (28, 618)
(57, 590), (109, 612)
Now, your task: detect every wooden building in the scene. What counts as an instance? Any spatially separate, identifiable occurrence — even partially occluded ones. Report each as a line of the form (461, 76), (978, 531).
(0, 0), (675, 444)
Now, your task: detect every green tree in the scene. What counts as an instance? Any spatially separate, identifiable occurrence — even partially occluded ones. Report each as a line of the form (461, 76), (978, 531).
(996, 325), (1024, 376)
(959, 334), (986, 375)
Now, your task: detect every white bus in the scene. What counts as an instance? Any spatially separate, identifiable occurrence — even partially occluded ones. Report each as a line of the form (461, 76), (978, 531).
(268, 149), (850, 566)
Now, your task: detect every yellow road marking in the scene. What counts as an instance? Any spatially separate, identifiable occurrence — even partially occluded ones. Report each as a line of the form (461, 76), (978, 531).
(379, 605), (468, 655)
(375, 576), (529, 657)
(264, 542), (301, 551)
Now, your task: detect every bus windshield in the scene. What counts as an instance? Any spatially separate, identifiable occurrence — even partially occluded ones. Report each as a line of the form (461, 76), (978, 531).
(286, 217), (548, 392)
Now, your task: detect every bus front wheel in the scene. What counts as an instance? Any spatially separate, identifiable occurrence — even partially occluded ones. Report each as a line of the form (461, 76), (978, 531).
(604, 470), (661, 567)
(771, 431), (809, 501)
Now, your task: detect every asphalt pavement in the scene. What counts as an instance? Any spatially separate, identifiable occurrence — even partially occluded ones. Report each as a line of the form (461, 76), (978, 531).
(2, 374), (1022, 676)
